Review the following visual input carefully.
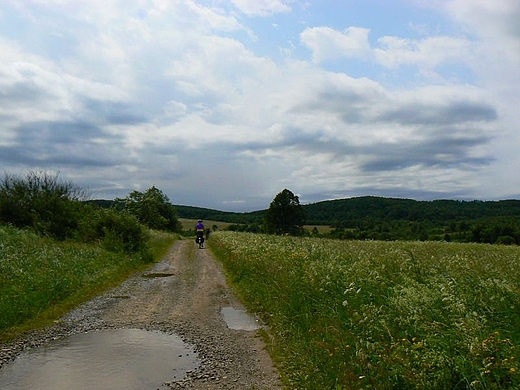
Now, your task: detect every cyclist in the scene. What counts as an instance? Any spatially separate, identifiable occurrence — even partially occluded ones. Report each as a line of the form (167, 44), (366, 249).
(195, 219), (205, 247)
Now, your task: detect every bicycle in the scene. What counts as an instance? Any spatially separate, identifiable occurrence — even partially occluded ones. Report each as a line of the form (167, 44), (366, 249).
(196, 234), (204, 249)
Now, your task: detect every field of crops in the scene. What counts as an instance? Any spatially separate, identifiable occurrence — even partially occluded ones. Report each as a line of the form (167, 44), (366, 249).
(210, 232), (520, 389)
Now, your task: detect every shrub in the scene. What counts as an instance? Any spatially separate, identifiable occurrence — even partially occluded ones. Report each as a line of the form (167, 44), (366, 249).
(79, 208), (150, 256)
(113, 186), (181, 232)
(0, 171), (86, 239)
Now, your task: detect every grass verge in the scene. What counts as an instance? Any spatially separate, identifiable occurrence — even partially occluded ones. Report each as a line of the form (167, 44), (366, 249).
(210, 231), (520, 390)
(0, 225), (176, 341)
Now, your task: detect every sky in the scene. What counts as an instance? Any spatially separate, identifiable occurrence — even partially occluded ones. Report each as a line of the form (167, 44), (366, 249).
(0, 0), (519, 212)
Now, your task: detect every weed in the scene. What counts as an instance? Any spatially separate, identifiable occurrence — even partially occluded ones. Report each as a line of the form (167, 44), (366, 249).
(211, 232), (520, 389)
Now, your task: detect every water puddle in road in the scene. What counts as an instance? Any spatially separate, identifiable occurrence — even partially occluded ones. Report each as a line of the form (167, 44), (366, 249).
(0, 329), (198, 390)
(142, 272), (175, 278)
(221, 307), (260, 331)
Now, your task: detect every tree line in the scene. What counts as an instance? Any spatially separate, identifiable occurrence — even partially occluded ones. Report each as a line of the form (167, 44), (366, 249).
(303, 196), (520, 244)
(5, 171), (516, 247)
(0, 172), (182, 258)
(175, 193), (520, 245)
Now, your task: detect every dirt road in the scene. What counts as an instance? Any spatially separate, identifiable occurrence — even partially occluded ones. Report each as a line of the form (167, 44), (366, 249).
(0, 240), (282, 389)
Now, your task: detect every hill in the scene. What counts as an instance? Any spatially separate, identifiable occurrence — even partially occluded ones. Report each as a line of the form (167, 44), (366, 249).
(87, 197), (520, 244)
(302, 196), (520, 244)
(302, 196), (520, 225)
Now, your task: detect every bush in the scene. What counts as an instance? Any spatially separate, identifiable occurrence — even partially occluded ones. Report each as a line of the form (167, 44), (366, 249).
(113, 186), (181, 232)
(497, 235), (515, 245)
(0, 171), (86, 239)
(79, 208), (150, 256)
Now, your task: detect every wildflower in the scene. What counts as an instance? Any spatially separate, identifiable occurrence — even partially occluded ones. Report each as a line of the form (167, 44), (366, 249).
(510, 367), (517, 373)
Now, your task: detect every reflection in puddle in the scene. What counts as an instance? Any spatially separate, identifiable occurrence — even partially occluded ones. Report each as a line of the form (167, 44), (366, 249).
(0, 329), (198, 390)
(221, 307), (260, 331)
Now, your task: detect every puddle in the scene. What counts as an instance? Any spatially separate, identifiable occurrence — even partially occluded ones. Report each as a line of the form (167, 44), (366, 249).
(221, 307), (260, 331)
(142, 272), (175, 278)
(0, 329), (198, 390)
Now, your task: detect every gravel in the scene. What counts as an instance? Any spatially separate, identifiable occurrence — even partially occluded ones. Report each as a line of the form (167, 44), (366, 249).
(0, 240), (282, 389)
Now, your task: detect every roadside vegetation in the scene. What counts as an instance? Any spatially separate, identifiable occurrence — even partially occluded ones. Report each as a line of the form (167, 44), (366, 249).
(0, 226), (176, 340)
(0, 171), (180, 340)
(211, 231), (520, 389)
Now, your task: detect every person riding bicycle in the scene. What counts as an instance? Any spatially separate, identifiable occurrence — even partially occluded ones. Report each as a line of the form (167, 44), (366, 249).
(195, 219), (205, 246)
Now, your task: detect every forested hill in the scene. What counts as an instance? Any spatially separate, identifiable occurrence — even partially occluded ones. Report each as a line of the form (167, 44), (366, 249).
(89, 196), (520, 243)
(165, 205), (265, 224)
(89, 197), (520, 226)
(302, 196), (520, 225)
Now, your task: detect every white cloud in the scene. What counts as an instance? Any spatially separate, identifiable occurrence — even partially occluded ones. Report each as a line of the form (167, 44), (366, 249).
(300, 24), (472, 79)
(440, 0), (520, 200)
(0, 0), (518, 209)
(300, 26), (371, 63)
(374, 35), (471, 69)
(230, 0), (293, 16)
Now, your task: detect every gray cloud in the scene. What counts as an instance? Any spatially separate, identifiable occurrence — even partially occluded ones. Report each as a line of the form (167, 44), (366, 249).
(377, 101), (498, 126)
(7, 121), (123, 168)
(360, 134), (493, 172)
(0, 1), (518, 211)
(81, 99), (150, 126)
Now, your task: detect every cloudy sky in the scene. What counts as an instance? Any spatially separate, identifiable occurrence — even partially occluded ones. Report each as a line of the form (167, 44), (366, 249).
(1, 0), (519, 211)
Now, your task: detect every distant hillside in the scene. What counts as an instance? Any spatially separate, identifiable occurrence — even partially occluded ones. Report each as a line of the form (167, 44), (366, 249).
(86, 200), (264, 224)
(87, 197), (520, 226)
(303, 197), (520, 244)
(302, 196), (520, 225)
(173, 205), (264, 224)
(86, 196), (520, 243)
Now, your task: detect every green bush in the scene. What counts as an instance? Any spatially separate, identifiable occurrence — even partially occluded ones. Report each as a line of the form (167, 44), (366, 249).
(0, 171), (151, 256)
(0, 171), (85, 239)
(79, 207), (150, 256)
(113, 186), (181, 232)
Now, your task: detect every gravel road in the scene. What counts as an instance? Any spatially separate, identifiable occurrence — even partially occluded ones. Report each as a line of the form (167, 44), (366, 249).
(0, 240), (282, 389)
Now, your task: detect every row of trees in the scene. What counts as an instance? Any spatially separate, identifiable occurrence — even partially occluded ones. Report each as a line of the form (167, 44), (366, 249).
(0, 172), (182, 256)
(0, 173), (306, 247)
(5, 172), (514, 245)
(218, 191), (520, 245)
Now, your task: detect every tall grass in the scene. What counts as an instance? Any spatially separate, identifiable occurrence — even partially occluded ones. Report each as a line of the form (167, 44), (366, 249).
(0, 225), (176, 338)
(210, 232), (520, 389)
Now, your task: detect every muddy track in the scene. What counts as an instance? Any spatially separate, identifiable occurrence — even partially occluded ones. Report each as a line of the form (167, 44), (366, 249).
(0, 240), (282, 389)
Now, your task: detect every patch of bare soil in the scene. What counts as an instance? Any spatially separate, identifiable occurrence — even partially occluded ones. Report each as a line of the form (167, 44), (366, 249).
(0, 240), (282, 389)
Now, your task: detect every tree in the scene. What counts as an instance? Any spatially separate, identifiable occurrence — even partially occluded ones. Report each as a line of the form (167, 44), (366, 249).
(264, 189), (305, 235)
(114, 186), (181, 232)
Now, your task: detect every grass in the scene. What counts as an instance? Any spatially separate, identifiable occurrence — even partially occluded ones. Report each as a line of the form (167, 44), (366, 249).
(0, 225), (176, 341)
(210, 231), (520, 390)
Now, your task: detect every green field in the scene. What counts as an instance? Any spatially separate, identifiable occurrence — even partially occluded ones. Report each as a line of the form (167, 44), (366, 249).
(179, 217), (332, 235)
(210, 232), (520, 389)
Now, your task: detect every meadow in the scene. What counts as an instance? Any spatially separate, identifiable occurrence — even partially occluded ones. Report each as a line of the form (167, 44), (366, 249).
(210, 232), (520, 389)
(0, 225), (176, 339)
